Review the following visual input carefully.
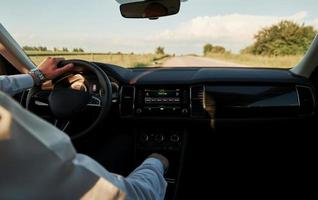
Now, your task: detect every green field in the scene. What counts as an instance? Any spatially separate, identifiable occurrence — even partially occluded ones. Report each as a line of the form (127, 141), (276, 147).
(205, 53), (303, 68)
(26, 51), (168, 68)
(26, 51), (304, 69)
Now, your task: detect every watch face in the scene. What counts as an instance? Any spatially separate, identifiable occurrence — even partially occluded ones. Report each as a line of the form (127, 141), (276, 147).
(38, 72), (45, 80)
(29, 69), (46, 85)
(35, 69), (47, 82)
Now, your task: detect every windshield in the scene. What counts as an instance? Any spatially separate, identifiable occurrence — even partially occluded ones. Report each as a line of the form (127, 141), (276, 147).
(1, 0), (317, 68)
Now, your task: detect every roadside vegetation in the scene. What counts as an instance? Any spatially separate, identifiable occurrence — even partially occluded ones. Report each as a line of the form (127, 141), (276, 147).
(204, 20), (317, 68)
(205, 53), (302, 68)
(26, 47), (170, 68)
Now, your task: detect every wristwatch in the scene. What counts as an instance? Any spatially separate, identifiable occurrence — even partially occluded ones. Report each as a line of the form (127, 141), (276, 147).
(28, 68), (48, 86)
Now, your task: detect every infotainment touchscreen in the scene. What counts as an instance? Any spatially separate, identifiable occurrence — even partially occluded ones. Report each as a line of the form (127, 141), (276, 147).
(144, 89), (181, 104)
(135, 87), (190, 117)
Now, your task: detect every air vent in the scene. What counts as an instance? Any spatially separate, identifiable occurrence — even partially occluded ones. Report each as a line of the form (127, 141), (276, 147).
(296, 86), (315, 115)
(191, 85), (206, 117)
(120, 86), (135, 116)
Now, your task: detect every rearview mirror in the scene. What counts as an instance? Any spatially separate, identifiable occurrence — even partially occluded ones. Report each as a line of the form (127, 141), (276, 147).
(119, 0), (181, 20)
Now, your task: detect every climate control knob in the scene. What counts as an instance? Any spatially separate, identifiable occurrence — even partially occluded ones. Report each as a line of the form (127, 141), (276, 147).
(170, 134), (180, 142)
(141, 134), (149, 142)
(155, 134), (164, 143)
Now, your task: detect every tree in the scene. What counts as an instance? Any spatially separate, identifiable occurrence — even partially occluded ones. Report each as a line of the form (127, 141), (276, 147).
(23, 46), (48, 51)
(38, 46), (47, 51)
(241, 20), (317, 56)
(203, 44), (213, 55)
(211, 46), (226, 54)
(155, 47), (165, 55)
(23, 46), (34, 51)
(203, 44), (226, 55)
(72, 48), (84, 52)
(62, 47), (69, 52)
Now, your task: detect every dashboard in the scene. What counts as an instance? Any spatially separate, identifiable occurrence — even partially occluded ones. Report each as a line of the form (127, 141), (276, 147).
(42, 63), (315, 123)
(91, 64), (315, 121)
(120, 84), (315, 120)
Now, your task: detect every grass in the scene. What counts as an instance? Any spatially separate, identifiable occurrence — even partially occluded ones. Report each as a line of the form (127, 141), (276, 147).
(205, 53), (303, 68)
(132, 62), (149, 68)
(26, 51), (166, 68)
(27, 51), (301, 69)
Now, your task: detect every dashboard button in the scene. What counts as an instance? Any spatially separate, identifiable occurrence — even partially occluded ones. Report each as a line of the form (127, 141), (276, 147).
(136, 108), (142, 114)
(181, 108), (188, 114)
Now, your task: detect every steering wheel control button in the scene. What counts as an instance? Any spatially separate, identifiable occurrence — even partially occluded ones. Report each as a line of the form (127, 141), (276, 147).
(88, 96), (101, 106)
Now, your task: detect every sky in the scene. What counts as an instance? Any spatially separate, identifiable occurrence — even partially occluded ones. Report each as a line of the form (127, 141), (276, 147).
(1, 0), (318, 54)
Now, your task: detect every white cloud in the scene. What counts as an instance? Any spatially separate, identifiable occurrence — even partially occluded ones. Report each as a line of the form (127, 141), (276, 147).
(13, 11), (318, 54)
(312, 18), (318, 29)
(151, 11), (318, 53)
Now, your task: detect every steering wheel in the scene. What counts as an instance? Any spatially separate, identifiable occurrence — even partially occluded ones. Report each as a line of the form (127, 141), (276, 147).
(26, 60), (112, 139)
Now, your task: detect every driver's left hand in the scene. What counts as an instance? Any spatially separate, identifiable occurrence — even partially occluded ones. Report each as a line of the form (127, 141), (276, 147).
(38, 57), (74, 80)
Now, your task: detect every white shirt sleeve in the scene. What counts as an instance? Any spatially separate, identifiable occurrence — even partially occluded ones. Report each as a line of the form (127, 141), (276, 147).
(0, 91), (167, 200)
(0, 74), (34, 96)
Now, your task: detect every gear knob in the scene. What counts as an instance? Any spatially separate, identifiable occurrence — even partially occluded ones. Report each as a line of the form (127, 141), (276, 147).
(148, 153), (169, 173)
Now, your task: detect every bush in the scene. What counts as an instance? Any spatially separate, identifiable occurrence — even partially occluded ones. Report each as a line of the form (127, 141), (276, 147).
(241, 20), (317, 56)
(155, 47), (165, 55)
(73, 48), (84, 52)
(203, 44), (226, 55)
(23, 46), (47, 51)
(132, 62), (148, 68)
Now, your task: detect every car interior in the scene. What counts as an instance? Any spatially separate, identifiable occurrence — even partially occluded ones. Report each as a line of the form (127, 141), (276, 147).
(1, 0), (318, 199)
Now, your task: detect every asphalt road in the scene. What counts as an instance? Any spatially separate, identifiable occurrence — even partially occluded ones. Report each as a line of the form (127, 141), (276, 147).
(162, 56), (246, 67)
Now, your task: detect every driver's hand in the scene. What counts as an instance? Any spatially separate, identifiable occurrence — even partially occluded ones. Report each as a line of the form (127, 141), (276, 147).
(38, 57), (74, 80)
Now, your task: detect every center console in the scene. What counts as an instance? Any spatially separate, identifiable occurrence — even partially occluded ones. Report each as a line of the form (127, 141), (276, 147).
(119, 85), (204, 199)
(135, 127), (186, 199)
